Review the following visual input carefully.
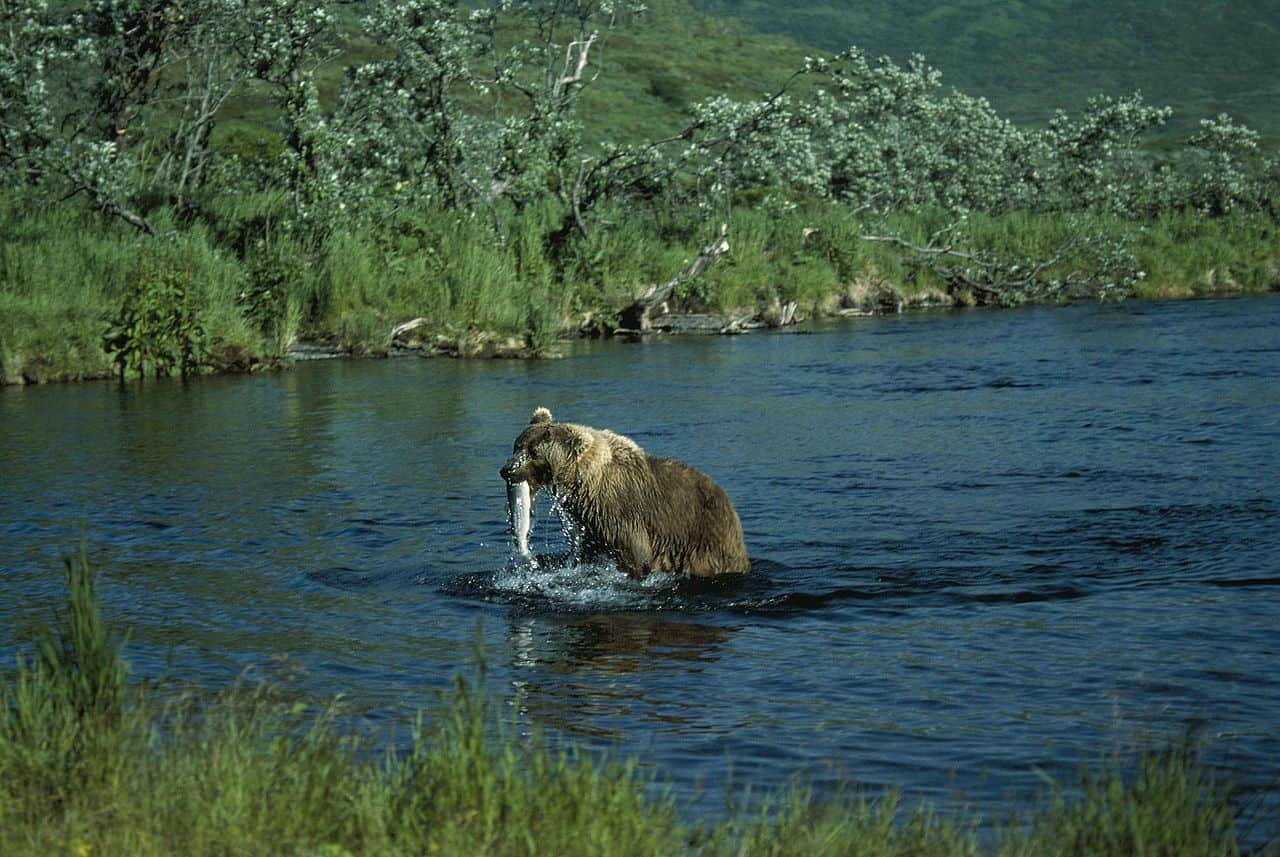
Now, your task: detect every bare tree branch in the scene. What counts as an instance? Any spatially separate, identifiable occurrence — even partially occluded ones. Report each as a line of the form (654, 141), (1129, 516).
(617, 222), (730, 332)
(860, 228), (1106, 303)
(98, 197), (156, 236)
(551, 30), (596, 100)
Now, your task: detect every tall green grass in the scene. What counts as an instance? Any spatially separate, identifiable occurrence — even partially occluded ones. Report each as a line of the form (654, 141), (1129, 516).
(3, 195), (1278, 384)
(0, 549), (1268, 855)
(0, 201), (261, 383)
(1132, 213), (1280, 299)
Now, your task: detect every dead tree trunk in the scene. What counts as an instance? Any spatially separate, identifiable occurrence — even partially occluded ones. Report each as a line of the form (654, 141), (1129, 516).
(617, 223), (729, 333)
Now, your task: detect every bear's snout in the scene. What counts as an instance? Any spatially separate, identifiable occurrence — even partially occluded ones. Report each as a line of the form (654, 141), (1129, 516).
(500, 452), (528, 484)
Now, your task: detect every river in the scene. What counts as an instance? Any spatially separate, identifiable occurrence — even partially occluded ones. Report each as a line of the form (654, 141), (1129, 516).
(2, 296), (1278, 835)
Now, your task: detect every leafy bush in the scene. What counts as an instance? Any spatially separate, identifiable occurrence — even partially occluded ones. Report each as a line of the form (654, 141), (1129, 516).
(103, 250), (208, 379)
(240, 236), (311, 356)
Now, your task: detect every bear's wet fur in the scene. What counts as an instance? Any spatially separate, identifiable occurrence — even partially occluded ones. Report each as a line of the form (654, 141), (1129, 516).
(500, 407), (750, 579)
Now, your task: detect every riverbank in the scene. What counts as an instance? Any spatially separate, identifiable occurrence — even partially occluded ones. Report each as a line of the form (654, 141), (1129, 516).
(1, 549), (1255, 856)
(2, 202), (1278, 386)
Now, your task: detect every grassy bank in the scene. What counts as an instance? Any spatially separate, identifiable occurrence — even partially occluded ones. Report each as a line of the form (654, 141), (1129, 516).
(3, 198), (1278, 385)
(5, 0), (1279, 385)
(0, 549), (1264, 856)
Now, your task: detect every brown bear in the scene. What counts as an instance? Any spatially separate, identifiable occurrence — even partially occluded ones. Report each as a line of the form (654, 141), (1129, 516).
(499, 407), (750, 579)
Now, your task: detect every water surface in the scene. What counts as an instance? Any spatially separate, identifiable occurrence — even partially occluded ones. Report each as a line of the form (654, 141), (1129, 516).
(2, 297), (1278, 834)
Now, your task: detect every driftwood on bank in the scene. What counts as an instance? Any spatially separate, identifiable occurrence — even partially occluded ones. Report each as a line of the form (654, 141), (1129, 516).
(639, 300), (799, 336)
(615, 223), (731, 334)
(834, 281), (904, 316)
(388, 317), (535, 358)
(389, 317), (430, 341)
(609, 223), (801, 336)
(381, 223), (817, 362)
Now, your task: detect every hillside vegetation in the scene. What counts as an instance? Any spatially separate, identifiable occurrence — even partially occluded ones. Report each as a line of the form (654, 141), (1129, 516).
(1, 0), (1278, 384)
(695, 0), (1280, 137)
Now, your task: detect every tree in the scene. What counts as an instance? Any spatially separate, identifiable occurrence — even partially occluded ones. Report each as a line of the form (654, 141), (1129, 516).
(1, 0), (158, 230)
(333, 0), (483, 212)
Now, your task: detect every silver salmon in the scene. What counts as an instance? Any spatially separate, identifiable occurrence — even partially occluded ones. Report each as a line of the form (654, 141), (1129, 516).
(506, 480), (532, 558)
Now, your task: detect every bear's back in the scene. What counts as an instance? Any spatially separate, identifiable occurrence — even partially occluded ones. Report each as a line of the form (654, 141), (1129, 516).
(643, 456), (749, 576)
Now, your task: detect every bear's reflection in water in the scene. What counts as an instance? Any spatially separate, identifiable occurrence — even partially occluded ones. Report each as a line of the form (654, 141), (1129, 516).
(505, 613), (739, 740)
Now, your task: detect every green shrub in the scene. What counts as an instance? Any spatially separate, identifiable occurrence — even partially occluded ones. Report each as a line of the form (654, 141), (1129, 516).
(104, 249), (209, 379)
(648, 69), (690, 107)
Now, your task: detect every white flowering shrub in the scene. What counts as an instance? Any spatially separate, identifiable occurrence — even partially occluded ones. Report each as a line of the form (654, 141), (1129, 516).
(815, 51), (1036, 212)
(1035, 93), (1172, 215)
(238, 0), (339, 220)
(0, 0), (1274, 313)
(656, 49), (1276, 230)
(0, 1), (70, 181)
(1, 0), (255, 229)
(1184, 114), (1266, 216)
(331, 0), (480, 211)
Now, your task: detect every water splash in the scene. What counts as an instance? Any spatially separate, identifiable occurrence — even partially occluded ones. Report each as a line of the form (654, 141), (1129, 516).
(489, 553), (680, 611)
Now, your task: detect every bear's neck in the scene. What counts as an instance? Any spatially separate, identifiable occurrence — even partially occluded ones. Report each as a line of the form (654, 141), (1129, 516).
(549, 427), (647, 515)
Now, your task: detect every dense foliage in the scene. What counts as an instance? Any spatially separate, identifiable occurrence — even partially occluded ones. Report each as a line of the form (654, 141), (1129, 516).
(1, 0), (1278, 381)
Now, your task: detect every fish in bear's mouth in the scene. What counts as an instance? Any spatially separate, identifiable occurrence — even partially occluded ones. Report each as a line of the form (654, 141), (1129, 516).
(505, 479), (533, 558)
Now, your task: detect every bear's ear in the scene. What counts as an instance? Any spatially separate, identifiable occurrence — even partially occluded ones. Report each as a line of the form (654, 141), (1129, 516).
(530, 407), (553, 425)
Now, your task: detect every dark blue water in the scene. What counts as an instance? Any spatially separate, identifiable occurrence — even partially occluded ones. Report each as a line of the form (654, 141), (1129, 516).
(2, 297), (1278, 835)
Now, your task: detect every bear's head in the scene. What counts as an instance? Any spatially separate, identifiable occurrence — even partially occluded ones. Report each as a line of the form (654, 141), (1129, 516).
(499, 407), (595, 494)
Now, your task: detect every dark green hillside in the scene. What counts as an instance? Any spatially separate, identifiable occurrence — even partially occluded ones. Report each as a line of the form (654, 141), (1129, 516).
(694, 0), (1280, 136)
(211, 3), (816, 151)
